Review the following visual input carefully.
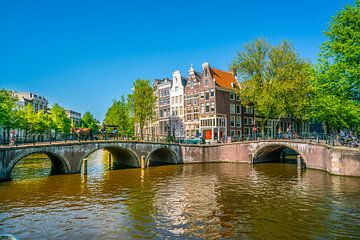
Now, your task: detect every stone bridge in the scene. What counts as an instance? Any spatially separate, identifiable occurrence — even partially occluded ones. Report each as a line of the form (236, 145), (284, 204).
(0, 141), (182, 181)
(181, 140), (360, 177)
(1, 140), (360, 180)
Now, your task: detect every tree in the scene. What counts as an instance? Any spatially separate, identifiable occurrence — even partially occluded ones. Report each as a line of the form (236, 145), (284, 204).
(49, 103), (71, 138)
(128, 79), (156, 139)
(104, 96), (134, 134)
(81, 111), (99, 132)
(312, 0), (360, 132)
(230, 38), (314, 136)
(0, 89), (17, 138)
(16, 103), (37, 140)
(34, 110), (51, 137)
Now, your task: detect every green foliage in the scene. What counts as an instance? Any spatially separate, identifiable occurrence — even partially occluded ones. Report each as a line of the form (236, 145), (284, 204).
(81, 111), (99, 132)
(104, 96), (134, 134)
(50, 103), (71, 135)
(312, 0), (360, 131)
(128, 79), (156, 138)
(230, 38), (314, 133)
(16, 104), (36, 137)
(0, 89), (17, 130)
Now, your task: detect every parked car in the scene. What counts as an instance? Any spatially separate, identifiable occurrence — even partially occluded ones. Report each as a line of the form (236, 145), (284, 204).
(183, 137), (205, 144)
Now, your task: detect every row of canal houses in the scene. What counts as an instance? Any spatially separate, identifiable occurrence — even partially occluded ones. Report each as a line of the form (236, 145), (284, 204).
(141, 62), (258, 142)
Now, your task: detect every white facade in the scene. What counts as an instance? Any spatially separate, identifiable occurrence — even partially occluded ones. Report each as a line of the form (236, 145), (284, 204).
(170, 70), (186, 139)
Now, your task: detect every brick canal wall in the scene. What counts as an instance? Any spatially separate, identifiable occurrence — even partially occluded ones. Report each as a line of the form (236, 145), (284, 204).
(180, 142), (360, 177)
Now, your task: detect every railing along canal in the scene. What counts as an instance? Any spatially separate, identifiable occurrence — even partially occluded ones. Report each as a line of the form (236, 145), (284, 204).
(1, 132), (357, 148)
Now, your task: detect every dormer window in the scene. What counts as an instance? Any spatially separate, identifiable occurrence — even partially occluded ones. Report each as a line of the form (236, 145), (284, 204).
(231, 82), (236, 88)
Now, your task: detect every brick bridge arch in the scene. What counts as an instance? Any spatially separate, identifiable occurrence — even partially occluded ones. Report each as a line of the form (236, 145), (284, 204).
(5, 150), (71, 180)
(79, 146), (141, 170)
(252, 142), (307, 165)
(146, 147), (179, 167)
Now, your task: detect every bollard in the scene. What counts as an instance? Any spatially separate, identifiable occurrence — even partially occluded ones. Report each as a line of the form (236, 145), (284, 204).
(83, 159), (88, 175)
(141, 155), (145, 169)
(108, 152), (112, 170)
(297, 155), (301, 170)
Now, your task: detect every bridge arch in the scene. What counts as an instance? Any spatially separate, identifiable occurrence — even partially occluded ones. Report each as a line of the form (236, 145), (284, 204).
(79, 146), (140, 170)
(253, 143), (307, 166)
(146, 147), (179, 167)
(8, 150), (70, 179)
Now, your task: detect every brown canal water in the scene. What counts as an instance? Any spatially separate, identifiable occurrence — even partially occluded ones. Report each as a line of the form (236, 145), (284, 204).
(1, 150), (360, 239)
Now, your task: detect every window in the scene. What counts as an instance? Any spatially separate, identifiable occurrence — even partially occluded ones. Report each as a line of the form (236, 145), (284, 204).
(200, 92), (204, 98)
(190, 81), (194, 88)
(230, 130), (235, 137)
(236, 105), (241, 114)
(230, 104), (235, 114)
(245, 106), (253, 114)
(160, 109), (163, 117)
(230, 92), (235, 100)
(201, 104), (205, 113)
(205, 91), (209, 100)
(236, 116), (241, 128)
(175, 96), (178, 104)
(206, 105), (210, 112)
(179, 95), (183, 103)
(171, 97), (174, 104)
(236, 94), (240, 101)
(245, 127), (251, 136)
(205, 79), (209, 86)
(204, 68), (208, 78)
(175, 86), (178, 91)
(244, 117), (253, 125)
(210, 90), (215, 97)
(230, 116), (235, 127)
(237, 130), (241, 136)
(211, 105), (215, 112)
(180, 106), (183, 115)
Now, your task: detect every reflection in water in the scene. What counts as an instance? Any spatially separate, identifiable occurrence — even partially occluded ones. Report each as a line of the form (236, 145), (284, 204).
(11, 153), (52, 180)
(1, 150), (360, 239)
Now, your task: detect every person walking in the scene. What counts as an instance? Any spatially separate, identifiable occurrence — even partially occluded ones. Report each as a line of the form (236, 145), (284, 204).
(277, 127), (283, 139)
(287, 125), (292, 140)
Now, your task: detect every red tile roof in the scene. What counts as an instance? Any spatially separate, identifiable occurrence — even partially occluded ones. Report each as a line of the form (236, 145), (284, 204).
(210, 67), (240, 90)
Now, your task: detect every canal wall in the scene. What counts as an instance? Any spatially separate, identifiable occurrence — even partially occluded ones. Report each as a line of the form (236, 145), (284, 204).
(180, 141), (360, 177)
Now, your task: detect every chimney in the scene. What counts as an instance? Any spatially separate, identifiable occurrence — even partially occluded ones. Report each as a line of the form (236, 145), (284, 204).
(231, 67), (237, 77)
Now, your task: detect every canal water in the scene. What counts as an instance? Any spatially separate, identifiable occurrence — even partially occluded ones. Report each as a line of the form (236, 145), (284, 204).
(1, 150), (360, 239)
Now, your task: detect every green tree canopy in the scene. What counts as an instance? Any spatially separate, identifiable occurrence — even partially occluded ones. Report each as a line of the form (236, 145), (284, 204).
(104, 96), (134, 134)
(16, 103), (37, 139)
(312, 0), (360, 132)
(50, 103), (71, 136)
(0, 89), (17, 132)
(81, 111), (99, 132)
(230, 38), (314, 134)
(128, 79), (156, 139)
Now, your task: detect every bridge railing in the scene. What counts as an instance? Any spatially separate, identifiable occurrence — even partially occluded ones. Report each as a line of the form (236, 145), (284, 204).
(0, 133), (177, 147)
(1, 132), (356, 148)
(230, 132), (338, 145)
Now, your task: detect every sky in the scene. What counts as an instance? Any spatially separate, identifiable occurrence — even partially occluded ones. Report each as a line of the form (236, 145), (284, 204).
(0, 0), (355, 120)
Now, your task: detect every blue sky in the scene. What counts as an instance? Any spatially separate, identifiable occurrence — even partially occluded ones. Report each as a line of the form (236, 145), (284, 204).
(0, 0), (354, 120)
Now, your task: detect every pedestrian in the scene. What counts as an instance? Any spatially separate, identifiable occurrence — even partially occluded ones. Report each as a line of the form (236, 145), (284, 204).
(287, 125), (292, 140)
(277, 127), (283, 139)
(9, 130), (16, 145)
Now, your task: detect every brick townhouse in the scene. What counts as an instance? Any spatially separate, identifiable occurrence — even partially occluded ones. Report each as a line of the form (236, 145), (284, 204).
(184, 62), (255, 141)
